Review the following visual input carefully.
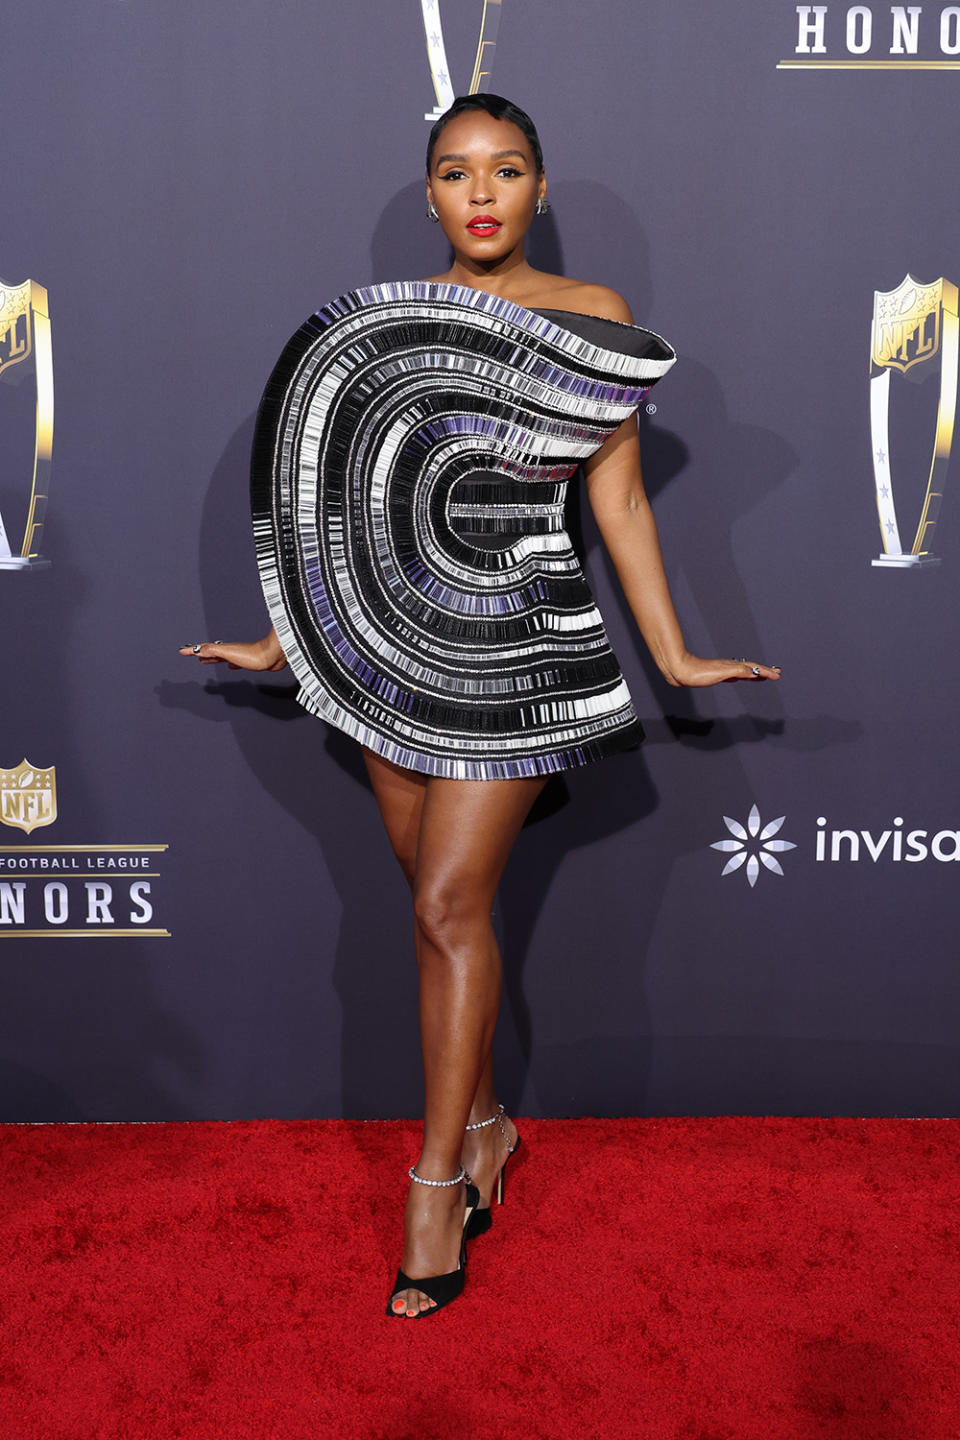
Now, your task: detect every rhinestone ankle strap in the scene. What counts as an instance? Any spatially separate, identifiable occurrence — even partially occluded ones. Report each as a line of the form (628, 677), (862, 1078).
(465, 1103), (515, 1153)
(408, 1162), (468, 1187)
(464, 1104), (502, 1131)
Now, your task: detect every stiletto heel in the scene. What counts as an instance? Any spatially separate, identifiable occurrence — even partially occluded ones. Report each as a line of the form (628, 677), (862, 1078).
(495, 1130), (521, 1205)
(385, 1164), (479, 1318)
(462, 1104), (521, 1241)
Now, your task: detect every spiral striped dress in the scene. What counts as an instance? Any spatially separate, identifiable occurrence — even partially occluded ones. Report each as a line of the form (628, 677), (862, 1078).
(250, 281), (675, 779)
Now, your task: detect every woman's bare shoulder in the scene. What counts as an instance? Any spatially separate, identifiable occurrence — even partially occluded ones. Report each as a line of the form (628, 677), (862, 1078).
(414, 272), (634, 323)
(520, 275), (635, 323)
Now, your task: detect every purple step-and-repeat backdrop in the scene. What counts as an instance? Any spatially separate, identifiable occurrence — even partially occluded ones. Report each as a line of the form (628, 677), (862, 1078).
(2, 2), (958, 1121)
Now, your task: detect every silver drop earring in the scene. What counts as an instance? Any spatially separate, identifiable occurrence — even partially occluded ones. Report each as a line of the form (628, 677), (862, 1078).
(535, 196), (551, 216)
(427, 202), (440, 223)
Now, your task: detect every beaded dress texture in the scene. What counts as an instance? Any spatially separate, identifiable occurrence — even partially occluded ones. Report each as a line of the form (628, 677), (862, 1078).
(251, 281), (675, 779)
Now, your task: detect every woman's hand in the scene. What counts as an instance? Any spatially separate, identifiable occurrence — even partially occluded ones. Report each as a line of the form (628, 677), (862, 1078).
(178, 629), (287, 671)
(664, 654), (781, 688)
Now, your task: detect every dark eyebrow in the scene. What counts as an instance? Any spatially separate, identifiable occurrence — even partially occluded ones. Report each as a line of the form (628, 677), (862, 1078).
(435, 149), (528, 166)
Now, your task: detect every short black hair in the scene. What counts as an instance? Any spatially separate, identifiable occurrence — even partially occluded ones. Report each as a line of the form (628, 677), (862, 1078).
(426, 93), (544, 175)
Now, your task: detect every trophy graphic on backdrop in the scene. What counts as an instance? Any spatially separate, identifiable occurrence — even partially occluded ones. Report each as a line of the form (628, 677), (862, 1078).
(870, 275), (958, 568)
(0, 277), (54, 570)
(420, 0), (504, 121)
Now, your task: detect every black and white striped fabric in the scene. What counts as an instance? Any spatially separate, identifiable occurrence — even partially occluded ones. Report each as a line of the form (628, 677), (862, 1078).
(251, 282), (675, 779)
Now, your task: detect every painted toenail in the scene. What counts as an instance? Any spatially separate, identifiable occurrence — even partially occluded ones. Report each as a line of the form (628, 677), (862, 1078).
(392, 1299), (405, 1311)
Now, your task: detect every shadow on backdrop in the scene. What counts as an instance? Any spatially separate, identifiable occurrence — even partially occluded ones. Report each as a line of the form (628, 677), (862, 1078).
(1, 530), (197, 1121)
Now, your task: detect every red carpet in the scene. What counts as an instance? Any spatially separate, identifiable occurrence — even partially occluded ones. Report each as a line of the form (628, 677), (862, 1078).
(2, 1116), (958, 1439)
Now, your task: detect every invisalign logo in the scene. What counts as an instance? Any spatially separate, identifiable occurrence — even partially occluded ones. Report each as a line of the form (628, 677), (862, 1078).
(710, 805), (797, 888)
(816, 817), (960, 862)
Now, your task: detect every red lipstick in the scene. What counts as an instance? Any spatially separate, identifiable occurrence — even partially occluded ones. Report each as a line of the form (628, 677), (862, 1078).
(466, 215), (502, 236)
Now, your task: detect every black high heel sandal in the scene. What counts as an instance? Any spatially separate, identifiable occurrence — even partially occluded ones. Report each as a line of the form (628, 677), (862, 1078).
(462, 1104), (521, 1242)
(385, 1163), (480, 1318)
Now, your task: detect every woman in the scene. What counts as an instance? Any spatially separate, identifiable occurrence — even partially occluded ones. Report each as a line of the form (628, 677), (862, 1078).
(181, 93), (780, 1319)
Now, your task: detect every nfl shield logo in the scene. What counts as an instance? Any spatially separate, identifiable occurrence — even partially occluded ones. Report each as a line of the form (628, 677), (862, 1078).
(0, 281), (34, 380)
(0, 759), (57, 834)
(871, 274), (943, 376)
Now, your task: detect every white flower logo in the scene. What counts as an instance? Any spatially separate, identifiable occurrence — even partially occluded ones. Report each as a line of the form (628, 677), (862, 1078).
(710, 804), (796, 888)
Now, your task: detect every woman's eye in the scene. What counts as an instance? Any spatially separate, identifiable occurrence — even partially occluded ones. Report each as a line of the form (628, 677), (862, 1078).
(438, 167), (523, 181)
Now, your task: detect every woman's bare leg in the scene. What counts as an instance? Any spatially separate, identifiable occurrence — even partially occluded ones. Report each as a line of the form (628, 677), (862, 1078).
(362, 746), (545, 1316)
(361, 754), (514, 1161)
(393, 769), (546, 1314)
(363, 745), (527, 1199)
(362, 747), (426, 890)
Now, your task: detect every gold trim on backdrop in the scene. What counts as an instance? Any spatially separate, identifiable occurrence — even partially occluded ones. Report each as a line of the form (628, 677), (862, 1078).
(0, 843), (169, 852)
(778, 59), (960, 69)
(4, 873), (161, 879)
(467, 0), (503, 94)
(0, 930), (171, 939)
(870, 275), (959, 568)
(0, 278), (54, 568)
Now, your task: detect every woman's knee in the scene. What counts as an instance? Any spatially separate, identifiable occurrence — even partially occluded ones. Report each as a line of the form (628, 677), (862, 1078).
(412, 874), (489, 951)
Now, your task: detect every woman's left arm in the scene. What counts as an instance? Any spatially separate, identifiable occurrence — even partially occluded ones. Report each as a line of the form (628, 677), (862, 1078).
(583, 412), (780, 688)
